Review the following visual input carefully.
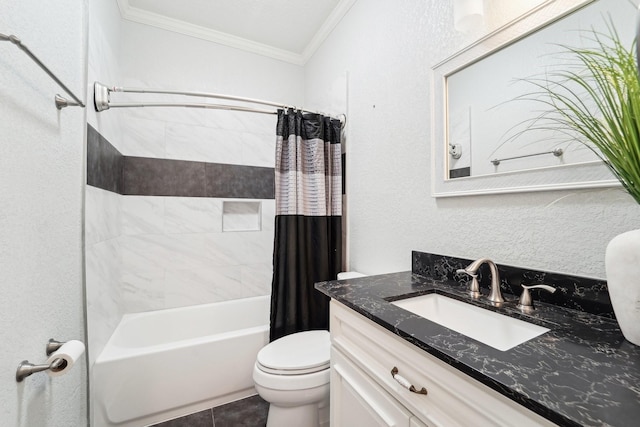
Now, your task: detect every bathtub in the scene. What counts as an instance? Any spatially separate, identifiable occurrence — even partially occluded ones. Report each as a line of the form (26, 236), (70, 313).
(93, 295), (270, 427)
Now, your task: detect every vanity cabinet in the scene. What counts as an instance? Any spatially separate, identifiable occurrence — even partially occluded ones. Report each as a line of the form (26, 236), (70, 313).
(332, 347), (427, 427)
(329, 300), (556, 427)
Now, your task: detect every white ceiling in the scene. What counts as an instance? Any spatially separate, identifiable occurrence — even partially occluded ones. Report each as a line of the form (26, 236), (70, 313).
(118, 0), (357, 65)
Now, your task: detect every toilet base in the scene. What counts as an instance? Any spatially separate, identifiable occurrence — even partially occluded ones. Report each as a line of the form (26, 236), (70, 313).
(266, 403), (318, 427)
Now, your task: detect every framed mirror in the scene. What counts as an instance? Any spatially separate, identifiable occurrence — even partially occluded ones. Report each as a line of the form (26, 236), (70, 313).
(431, 0), (634, 197)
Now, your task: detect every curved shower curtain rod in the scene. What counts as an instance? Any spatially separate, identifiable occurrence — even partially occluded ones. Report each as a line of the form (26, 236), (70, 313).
(93, 82), (346, 126)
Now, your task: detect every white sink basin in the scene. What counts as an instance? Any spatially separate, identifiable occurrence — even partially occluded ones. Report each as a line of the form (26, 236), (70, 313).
(391, 293), (550, 351)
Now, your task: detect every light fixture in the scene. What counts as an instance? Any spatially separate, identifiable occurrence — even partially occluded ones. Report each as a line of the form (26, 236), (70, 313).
(453, 0), (484, 33)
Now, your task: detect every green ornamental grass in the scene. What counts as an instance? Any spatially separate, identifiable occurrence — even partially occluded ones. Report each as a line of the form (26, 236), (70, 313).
(521, 25), (640, 203)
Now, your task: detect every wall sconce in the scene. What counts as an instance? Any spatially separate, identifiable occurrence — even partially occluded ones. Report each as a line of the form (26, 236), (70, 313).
(453, 0), (484, 33)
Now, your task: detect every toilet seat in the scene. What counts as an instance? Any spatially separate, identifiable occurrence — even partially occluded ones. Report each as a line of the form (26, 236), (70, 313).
(256, 330), (330, 376)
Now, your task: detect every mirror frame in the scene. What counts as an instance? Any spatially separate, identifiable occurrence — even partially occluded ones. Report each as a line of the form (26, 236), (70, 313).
(431, 0), (620, 198)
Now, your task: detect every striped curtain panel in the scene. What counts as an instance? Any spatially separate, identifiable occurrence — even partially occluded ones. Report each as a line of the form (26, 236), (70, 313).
(270, 109), (343, 341)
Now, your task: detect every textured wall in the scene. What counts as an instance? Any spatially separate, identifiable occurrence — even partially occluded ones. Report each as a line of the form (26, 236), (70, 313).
(305, 0), (640, 279)
(0, 0), (87, 425)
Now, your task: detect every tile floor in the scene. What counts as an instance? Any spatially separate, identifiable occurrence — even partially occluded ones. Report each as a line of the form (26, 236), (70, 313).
(151, 395), (269, 427)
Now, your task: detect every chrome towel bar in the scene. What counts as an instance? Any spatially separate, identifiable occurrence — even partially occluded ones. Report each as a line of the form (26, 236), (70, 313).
(491, 148), (563, 166)
(0, 33), (85, 110)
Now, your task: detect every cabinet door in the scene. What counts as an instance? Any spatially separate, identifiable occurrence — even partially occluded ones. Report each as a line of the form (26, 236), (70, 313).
(331, 348), (413, 427)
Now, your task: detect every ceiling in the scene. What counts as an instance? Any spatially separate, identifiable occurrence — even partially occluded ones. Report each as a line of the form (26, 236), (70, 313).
(118, 0), (357, 65)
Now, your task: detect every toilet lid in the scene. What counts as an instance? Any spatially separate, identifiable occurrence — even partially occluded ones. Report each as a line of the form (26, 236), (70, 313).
(257, 330), (330, 375)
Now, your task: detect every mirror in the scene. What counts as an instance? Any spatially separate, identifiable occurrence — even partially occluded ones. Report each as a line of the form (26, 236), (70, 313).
(432, 0), (634, 197)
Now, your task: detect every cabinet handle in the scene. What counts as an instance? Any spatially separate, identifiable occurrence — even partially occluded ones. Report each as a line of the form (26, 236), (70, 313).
(391, 367), (428, 395)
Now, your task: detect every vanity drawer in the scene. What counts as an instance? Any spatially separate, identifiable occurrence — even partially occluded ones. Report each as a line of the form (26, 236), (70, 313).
(330, 300), (556, 427)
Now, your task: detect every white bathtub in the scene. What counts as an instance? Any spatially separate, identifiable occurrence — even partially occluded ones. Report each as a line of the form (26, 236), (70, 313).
(93, 295), (270, 427)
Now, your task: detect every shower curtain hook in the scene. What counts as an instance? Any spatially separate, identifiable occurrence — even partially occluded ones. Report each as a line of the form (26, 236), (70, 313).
(339, 113), (347, 128)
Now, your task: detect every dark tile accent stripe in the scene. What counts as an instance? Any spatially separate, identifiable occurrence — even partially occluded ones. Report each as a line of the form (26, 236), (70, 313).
(449, 167), (471, 179)
(205, 163), (274, 199)
(124, 157), (207, 197)
(412, 250), (613, 318)
(87, 124), (124, 193)
(87, 125), (275, 199)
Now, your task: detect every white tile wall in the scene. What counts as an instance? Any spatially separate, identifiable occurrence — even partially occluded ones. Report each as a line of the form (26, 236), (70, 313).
(119, 197), (275, 311)
(223, 201), (261, 232)
(121, 116), (167, 158)
(166, 124), (244, 164)
(85, 187), (123, 362)
(164, 197), (223, 234)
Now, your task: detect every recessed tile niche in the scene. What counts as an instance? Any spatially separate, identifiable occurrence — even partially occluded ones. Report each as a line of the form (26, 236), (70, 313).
(222, 201), (262, 232)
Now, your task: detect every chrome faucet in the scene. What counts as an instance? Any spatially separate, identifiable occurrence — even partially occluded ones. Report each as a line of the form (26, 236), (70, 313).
(517, 284), (556, 313)
(457, 258), (505, 305)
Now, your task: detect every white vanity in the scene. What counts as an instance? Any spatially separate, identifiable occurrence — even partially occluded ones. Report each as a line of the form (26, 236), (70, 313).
(316, 263), (640, 427)
(329, 300), (555, 427)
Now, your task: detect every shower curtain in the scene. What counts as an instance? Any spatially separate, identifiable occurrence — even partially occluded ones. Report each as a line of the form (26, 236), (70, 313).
(270, 109), (343, 341)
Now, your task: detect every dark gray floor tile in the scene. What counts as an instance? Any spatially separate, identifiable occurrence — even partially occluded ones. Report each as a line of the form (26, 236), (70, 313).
(151, 409), (214, 427)
(212, 395), (269, 427)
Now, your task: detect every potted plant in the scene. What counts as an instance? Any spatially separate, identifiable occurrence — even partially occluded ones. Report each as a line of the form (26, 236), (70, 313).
(524, 24), (640, 345)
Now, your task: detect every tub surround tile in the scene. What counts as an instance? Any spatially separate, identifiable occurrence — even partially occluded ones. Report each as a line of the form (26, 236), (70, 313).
(85, 186), (122, 245)
(241, 131), (276, 167)
(121, 272), (166, 313)
(164, 197), (222, 234)
(122, 196), (165, 235)
(166, 124), (244, 165)
(411, 251), (614, 318)
(121, 116), (167, 158)
(163, 234), (213, 271)
(124, 157), (206, 197)
(260, 200), (276, 231)
(244, 231), (276, 264)
(316, 253), (640, 427)
(119, 157), (275, 199)
(85, 238), (122, 364)
(87, 124), (124, 194)
(86, 126), (275, 317)
(120, 234), (172, 273)
(205, 233), (253, 266)
(164, 266), (244, 308)
(205, 163), (274, 199)
(88, 125), (275, 199)
(240, 263), (273, 298)
(222, 201), (261, 232)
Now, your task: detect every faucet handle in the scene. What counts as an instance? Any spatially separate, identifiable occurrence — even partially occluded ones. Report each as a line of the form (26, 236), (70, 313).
(456, 269), (481, 299)
(517, 284), (556, 313)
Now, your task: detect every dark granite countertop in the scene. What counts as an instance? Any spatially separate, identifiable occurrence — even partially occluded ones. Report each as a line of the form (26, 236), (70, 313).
(316, 271), (640, 427)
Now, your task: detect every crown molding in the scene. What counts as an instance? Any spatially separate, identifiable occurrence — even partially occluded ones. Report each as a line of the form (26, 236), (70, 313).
(301, 0), (358, 62)
(116, 0), (306, 65)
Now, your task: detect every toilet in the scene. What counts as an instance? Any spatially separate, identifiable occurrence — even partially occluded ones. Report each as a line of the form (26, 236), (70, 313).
(253, 330), (331, 427)
(253, 272), (366, 427)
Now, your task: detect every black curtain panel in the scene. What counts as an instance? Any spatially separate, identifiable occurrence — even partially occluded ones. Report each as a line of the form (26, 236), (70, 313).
(270, 109), (343, 342)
